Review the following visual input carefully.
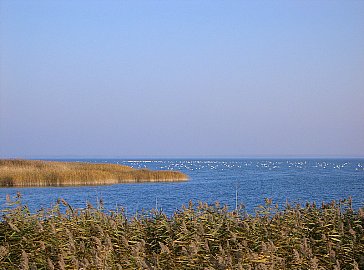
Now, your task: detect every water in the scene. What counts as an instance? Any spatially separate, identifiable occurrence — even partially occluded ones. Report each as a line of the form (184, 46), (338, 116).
(1, 159), (363, 215)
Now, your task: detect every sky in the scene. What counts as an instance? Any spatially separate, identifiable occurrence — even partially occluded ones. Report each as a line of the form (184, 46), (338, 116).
(0, 1), (363, 158)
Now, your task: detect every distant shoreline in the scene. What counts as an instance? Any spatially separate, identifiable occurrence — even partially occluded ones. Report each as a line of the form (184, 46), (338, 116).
(0, 159), (188, 187)
(5, 156), (363, 161)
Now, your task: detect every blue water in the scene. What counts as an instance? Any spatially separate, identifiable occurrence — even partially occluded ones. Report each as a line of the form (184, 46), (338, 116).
(1, 159), (363, 215)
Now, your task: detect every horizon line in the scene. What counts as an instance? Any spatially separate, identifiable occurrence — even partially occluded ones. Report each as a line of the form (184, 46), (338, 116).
(1, 155), (364, 160)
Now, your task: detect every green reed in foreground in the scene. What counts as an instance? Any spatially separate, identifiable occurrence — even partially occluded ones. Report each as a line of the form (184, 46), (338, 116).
(0, 194), (363, 269)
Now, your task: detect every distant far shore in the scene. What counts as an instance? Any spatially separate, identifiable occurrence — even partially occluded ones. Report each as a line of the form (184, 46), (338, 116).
(0, 159), (188, 187)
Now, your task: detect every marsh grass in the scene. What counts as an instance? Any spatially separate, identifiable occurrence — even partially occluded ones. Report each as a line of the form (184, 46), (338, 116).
(0, 194), (363, 269)
(0, 159), (188, 187)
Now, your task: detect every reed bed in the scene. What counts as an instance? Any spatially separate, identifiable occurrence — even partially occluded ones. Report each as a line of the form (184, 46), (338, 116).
(0, 159), (188, 187)
(0, 195), (363, 269)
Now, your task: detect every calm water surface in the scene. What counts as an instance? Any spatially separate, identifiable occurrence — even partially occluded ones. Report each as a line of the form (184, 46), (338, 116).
(1, 159), (363, 214)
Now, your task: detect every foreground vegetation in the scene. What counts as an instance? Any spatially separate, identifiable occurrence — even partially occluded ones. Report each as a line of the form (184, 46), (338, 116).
(0, 195), (363, 269)
(0, 159), (188, 187)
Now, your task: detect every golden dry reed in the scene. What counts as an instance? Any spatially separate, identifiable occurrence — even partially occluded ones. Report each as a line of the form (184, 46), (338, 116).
(0, 159), (188, 187)
(0, 195), (363, 269)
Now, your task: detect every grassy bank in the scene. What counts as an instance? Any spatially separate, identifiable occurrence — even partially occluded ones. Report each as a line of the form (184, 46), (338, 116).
(0, 195), (363, 269)
(0, 159), (188, 187)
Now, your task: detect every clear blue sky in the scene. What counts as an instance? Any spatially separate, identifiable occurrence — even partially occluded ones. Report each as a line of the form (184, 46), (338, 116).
(1, 1), (363, 158)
